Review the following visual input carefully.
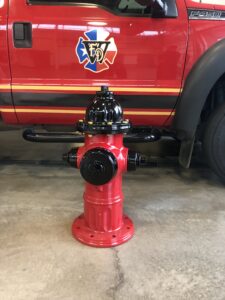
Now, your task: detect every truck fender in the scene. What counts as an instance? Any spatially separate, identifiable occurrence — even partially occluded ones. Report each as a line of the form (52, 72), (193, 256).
(173, 38), (225, 141)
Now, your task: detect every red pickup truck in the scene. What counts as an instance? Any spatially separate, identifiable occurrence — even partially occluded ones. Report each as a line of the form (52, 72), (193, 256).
(1, 0), (225, 180)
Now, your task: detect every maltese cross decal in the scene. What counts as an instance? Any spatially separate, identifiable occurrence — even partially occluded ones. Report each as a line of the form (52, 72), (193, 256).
(76, 29), (118, 73)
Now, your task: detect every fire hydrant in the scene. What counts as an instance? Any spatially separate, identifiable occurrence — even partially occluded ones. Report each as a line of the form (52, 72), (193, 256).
(64, 86), (143, 247)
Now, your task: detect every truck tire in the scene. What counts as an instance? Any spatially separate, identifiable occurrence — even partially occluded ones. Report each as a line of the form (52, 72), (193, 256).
(203, 102), (225, 182)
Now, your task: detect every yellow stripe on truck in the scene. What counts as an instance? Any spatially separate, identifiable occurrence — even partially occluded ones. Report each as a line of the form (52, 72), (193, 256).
(6, 85), (181, 94)
(0, 107), (174, 116)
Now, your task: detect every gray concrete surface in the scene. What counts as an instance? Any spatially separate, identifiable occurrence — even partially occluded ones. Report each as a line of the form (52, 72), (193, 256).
(0, 131), (225, 300)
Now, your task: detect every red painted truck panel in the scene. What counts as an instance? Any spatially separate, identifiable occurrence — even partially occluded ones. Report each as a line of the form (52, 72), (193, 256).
(6, 0), (188, 126)
(183, 19), (225, 82)
(183, 1), (225, 82)
(1, 0), (225, 128)
(0, 0), (17, 123)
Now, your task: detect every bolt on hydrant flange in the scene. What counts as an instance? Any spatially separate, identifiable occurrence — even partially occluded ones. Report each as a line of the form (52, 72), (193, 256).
(64, 86), (144, 248)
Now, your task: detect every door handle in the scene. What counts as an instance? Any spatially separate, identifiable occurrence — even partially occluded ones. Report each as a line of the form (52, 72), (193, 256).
(13, 23), (32, 48)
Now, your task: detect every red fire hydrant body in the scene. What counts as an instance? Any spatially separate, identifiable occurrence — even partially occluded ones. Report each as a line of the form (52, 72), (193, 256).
(73, 134), (134, 247)
(64, 86), (141, 248)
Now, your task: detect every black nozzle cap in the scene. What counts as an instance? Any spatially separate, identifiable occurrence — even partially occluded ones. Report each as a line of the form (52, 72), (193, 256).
(80, 148), (118, 185)
(127, 151), (148, 171)
(63, 148), (78, 168)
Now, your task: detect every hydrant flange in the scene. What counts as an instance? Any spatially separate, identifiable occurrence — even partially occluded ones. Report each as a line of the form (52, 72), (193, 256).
(72, 214), (134, 248)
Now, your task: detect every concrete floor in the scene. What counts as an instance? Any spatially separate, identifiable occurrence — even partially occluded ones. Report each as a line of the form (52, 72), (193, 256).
(1, 131), (225, 300)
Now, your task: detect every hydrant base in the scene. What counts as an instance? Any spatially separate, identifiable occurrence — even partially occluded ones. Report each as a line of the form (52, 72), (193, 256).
(72, 214), (134, 248)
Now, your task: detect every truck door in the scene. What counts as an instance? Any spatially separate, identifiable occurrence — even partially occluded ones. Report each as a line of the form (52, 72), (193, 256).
(8, 0), (188, 126)
(0, 0), (17, 124)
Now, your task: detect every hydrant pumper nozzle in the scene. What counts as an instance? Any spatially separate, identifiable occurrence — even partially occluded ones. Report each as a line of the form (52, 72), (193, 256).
(64, 86), (144, 248)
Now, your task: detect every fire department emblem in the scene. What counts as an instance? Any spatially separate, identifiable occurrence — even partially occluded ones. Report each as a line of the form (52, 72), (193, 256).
(76, 29), (118, 73)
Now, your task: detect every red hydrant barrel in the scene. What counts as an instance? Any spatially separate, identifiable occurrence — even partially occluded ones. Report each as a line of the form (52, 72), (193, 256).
(73, 134), (134, 247)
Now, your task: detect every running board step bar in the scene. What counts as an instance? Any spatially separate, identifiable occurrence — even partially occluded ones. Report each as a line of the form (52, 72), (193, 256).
(23, 128), (161, 144)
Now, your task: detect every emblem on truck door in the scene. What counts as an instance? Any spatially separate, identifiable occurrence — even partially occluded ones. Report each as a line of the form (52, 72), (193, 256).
(76, 29), (118, 73)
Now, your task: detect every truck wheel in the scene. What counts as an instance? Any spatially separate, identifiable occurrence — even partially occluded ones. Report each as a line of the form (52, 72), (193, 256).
(203, 102), (225, 182)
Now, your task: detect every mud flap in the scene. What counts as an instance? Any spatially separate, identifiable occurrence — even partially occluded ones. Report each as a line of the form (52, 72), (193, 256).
(179, 137), (195, 168)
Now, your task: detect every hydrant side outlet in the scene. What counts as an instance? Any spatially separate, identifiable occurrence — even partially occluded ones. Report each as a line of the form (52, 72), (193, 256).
(65, 86), (139, 248)
(80, 148), (118, 186)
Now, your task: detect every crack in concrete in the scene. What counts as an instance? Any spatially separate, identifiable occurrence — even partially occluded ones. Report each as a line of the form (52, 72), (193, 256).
(107, 248), (125, 300)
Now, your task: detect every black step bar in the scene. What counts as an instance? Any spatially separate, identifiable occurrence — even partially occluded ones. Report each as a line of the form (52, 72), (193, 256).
(23, 128), (161, 144)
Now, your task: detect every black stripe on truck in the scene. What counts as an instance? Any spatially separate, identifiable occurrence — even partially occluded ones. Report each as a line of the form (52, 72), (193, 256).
(0, 93), (13, 106)
(12, 93), (177, 109)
